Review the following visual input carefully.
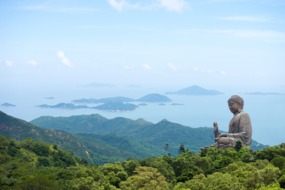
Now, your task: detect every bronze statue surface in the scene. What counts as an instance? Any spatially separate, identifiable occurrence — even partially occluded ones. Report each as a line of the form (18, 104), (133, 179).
(212, 95), (252, 149)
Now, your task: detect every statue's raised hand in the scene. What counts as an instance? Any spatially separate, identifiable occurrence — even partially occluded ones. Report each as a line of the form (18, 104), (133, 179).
(213, 122), (219, 139)
(213, 122), (218, 133)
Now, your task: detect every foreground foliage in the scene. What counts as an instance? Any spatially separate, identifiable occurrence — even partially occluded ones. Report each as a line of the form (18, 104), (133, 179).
(0, 134), (284, 190)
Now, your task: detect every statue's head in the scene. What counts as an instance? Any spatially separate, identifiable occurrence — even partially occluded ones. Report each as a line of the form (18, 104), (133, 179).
(228, 95), (244, 110)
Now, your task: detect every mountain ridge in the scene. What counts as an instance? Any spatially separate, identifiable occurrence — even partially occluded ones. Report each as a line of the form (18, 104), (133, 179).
(31, 113), (267, 153)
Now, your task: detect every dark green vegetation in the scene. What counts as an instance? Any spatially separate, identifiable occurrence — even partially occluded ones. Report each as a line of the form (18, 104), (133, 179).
(1, 111), (267, 165)
(0, 134), (284, 190)
(167, 85), (223, 95)
(0, 111), (162, 164)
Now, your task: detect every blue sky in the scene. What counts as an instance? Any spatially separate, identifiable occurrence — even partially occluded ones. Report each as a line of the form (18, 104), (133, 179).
(1, 0), (285, 93)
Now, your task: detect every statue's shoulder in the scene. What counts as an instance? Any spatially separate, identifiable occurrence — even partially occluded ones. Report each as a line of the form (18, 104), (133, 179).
(239, 111), (252, 123)
(240, 111), (249, 116)
(237, 111), (251, 119)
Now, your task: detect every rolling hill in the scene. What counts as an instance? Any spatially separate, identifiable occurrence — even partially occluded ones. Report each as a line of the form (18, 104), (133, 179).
(31, 114), (266, 154)
(0, 111), (162, 164)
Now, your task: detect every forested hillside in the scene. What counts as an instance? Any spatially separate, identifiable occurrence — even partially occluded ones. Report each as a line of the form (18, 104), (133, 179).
(31, 114), (267, 153)
(0, 111), (162, 164)
(0, 134), (284, 190)
(1, 111), (268, 165)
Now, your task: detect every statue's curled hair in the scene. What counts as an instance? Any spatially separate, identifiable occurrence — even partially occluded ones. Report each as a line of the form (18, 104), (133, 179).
(228, 95), (244, 109)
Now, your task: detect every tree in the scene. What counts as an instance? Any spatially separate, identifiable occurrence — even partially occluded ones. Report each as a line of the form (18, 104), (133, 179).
(101, 163), (128, 188)
(120, 166), (170, 190)
(15, 174), (62, 190)
(278, 174), (285, 188)
(271, 156), (285, 171)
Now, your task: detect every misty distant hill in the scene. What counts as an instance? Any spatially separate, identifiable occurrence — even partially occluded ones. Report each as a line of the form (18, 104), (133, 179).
(167, 85), (223, 95)
(1, 103), (16, 107)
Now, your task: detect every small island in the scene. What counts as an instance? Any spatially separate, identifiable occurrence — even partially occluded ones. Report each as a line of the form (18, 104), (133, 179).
(136, 94), (172, 103)
(1, 103), (16, 107)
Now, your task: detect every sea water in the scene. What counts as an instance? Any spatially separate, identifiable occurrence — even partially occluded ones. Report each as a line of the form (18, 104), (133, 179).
(1, 88), (284, 146)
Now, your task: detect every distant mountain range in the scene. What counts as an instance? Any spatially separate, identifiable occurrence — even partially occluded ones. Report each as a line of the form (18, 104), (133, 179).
(31, 114), (267, 153)
(167, 85), (223, 95)
(0, 111), (267, 164)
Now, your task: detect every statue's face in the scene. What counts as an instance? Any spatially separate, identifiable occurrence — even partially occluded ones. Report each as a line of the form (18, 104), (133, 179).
(228, 100), (240, 114)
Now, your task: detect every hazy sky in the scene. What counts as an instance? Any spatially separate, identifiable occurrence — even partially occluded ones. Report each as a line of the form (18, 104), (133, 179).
(1, 0), (285, 93)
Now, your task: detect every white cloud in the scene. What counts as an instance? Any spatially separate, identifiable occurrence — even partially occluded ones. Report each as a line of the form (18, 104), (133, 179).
(57, 51), (73, 68)
(219, 16), (268, 22)
(107, 0), (187, 12)
(107, 0), (141, 11)
(157, 0), (187, 12)
(168, 63), (178, 71)
(28, 60), (38, 66)
(4, 60), (14, 67)
(142, 64), (152, 70)
(107, 0), (125, 11)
